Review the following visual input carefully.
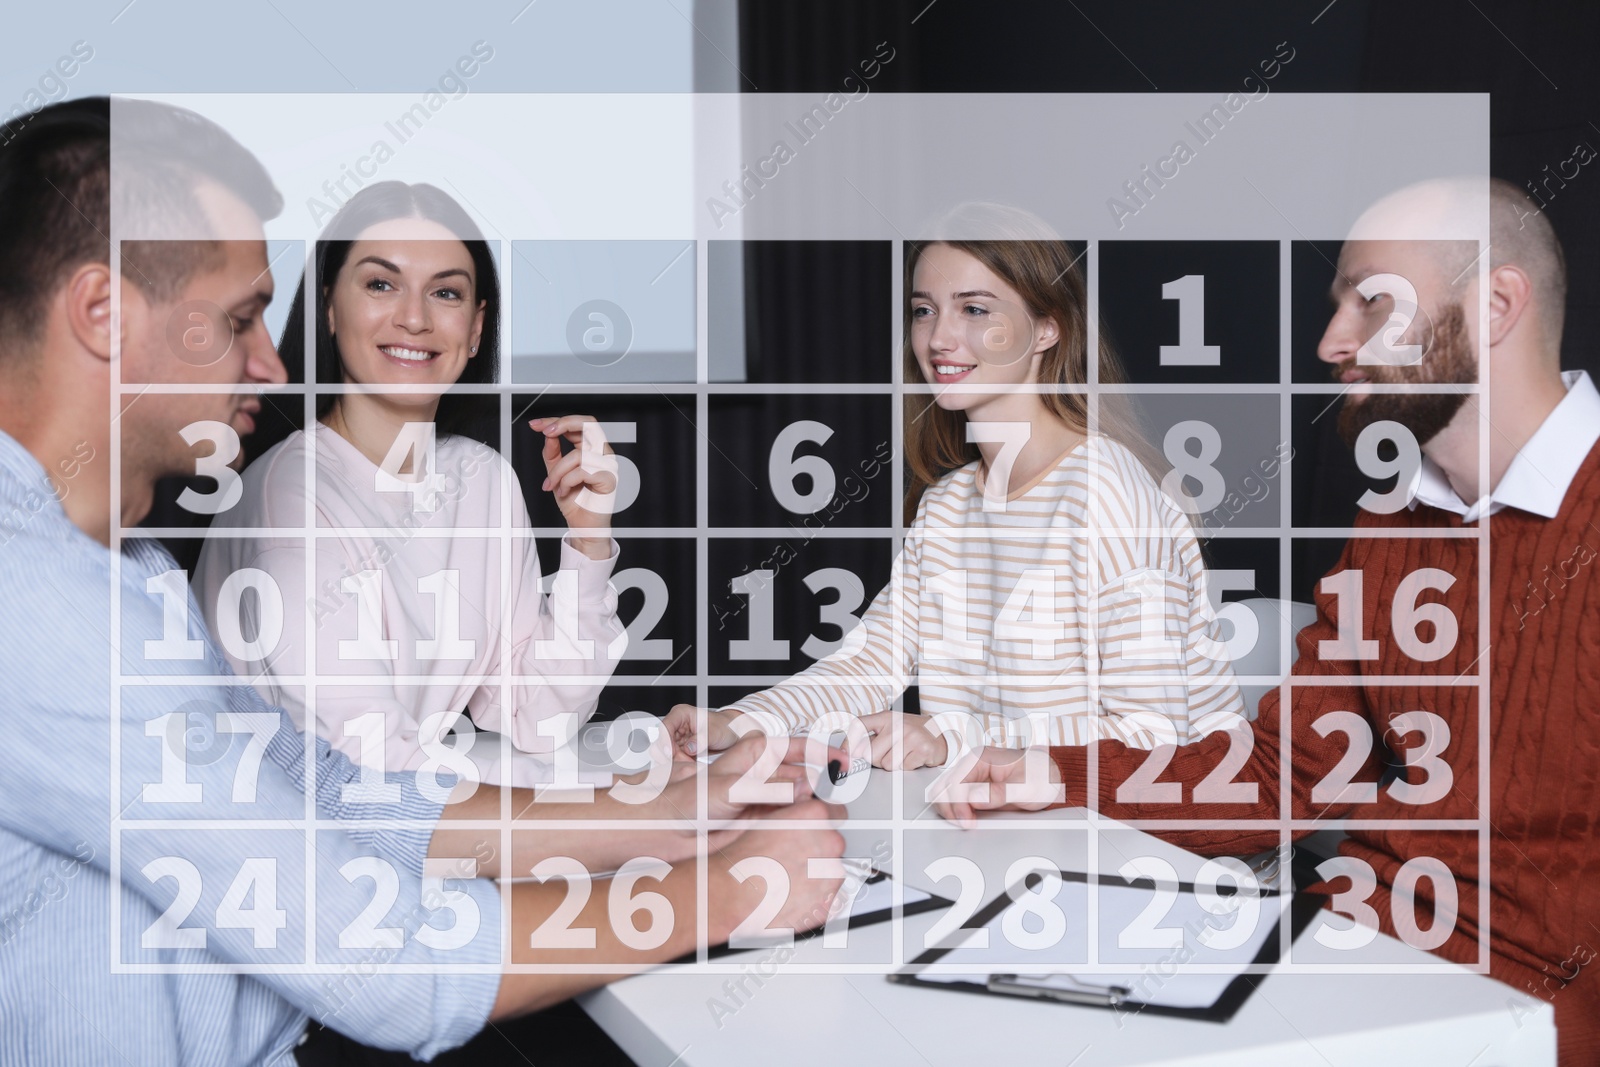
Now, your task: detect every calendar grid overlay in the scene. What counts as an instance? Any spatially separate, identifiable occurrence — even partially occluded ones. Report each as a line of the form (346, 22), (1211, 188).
(110, 235), (1490, 975)
(301, 240), (318, 967)
(1084, 236), (1103, 970)
(109, 236), (125, 972)
(889, 236), (908, 967)
(1475, 247), (1493, 972)
(1277, 237), (1296, 967)
(694, 223), (712, 965)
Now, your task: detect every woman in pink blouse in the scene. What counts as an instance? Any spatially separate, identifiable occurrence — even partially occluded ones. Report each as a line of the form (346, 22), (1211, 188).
(194, 182), (626, 788)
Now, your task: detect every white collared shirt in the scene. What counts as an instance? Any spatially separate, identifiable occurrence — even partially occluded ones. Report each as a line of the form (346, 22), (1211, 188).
(1408, 370), (1600, 523)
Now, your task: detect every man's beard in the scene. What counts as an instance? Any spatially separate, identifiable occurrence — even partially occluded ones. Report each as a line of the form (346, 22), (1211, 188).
(1337, 301), (1474, 448)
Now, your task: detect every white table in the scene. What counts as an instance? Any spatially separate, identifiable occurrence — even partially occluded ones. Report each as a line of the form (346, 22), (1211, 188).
(572, 760), (1555, 1067)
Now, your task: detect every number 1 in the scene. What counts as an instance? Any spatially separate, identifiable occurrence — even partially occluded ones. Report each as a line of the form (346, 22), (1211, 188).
(1160, 275), (1220, 366)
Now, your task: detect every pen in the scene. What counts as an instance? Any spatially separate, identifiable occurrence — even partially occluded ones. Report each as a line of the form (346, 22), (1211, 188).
(986, 974), (1131, 1007)
(801, 755), (872, 784)
(790, 727), (870, 783)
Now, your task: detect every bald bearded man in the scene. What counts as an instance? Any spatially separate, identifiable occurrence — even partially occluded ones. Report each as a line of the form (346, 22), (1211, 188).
(942, 177), (1600, 1064)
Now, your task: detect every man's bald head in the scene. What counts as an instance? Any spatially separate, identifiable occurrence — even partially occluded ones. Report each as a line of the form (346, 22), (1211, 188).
(1348, 176), (1567, 352)
(1488, 178), (1566, 350)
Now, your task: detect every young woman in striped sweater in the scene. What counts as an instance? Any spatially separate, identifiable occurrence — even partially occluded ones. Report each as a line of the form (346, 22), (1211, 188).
(666, 237), (1247, 772)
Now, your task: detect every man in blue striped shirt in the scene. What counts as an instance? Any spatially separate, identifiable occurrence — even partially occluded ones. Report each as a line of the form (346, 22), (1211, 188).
(0, 97), (844, 1065)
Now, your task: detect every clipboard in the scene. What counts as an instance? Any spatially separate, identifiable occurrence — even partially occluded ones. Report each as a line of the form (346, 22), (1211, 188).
(889, 868), (1323, 1023)
(676, 868), (954, 963)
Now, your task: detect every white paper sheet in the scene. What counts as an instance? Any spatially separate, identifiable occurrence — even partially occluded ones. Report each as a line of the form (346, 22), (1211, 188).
(907, 878), (1285, 1010)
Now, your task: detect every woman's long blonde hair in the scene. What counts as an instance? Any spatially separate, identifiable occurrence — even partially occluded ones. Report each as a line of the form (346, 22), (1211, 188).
(902, 237), (1165, 524)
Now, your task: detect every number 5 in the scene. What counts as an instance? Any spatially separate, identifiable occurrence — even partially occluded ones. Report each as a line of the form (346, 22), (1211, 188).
(575, 421), (640, 515)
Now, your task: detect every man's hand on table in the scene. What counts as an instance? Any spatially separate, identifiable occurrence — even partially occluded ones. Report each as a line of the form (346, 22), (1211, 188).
(624, 731), (852, 942)
(657, 733), (845, 851)
(708, 797), (848, 943)
(437, 728), (850, 875)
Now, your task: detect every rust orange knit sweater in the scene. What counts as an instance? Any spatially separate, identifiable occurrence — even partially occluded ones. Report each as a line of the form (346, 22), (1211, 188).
(1051, 442), (1600, 1064)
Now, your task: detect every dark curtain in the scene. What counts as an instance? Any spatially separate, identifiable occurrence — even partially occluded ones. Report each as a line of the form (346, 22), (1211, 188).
(736, 0), (1600, 601)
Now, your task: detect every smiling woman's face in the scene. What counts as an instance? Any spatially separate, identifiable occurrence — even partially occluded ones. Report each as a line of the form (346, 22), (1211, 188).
(326, 217), (485, 408)
(909, 243), (1049, 415)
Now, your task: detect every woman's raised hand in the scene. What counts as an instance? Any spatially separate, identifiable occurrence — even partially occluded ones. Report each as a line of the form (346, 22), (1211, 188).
(531, 415), (616, 558)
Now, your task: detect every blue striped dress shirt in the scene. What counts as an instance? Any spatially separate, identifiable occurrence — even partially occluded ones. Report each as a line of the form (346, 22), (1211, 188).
(0, 430), (504, 1065)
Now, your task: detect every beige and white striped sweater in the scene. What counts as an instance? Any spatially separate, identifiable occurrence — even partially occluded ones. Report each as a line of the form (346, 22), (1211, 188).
(724, 436), (1249, 748)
